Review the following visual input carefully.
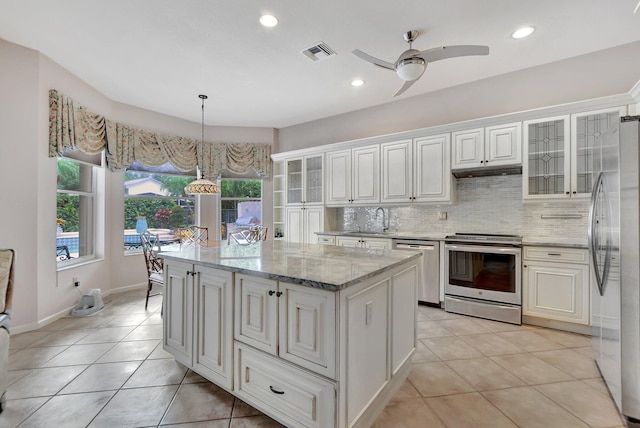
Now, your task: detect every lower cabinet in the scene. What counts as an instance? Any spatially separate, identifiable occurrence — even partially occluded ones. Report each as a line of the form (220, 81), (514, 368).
(522, 246), (590, 325)
(163, 260), (233, 389)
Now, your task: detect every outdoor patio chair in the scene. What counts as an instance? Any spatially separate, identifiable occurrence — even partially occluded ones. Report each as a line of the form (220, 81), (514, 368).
(0, 249), (15, 413)
(140, 231), (163, 310)
(228, 225), (268, 245)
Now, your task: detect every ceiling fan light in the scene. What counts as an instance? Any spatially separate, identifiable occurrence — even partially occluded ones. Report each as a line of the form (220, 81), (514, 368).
(351, 79), (364, 87)
(396, 58), (426, 81)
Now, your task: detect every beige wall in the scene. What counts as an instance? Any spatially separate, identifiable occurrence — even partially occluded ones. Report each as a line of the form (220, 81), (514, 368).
(0, 39), (276, 331)
(278, 41), (640, 152)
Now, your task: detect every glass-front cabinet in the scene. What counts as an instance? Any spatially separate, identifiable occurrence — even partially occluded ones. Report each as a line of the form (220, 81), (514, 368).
(523, 107), (625, 200)
(286, 154), (323, 205)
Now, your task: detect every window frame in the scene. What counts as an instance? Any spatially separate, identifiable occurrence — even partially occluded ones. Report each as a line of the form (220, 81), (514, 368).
(56, 157), (98, 268)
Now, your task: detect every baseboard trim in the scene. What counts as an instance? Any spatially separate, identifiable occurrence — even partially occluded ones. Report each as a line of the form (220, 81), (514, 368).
(11, 283), (147, 334)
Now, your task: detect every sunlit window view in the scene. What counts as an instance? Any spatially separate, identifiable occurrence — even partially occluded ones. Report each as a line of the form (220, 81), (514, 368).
(56, 158), (96, 263)
(123, 163), (196, 252)
(220, 179), (262, 240)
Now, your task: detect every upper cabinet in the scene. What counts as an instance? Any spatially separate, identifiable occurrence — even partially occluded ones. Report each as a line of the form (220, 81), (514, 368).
(326, 145), (380, 206)
(381, 134), (452, 204)
(451, 123), (521, 170)
(523, 107), (625, 200)
(286, 154), (323, 205)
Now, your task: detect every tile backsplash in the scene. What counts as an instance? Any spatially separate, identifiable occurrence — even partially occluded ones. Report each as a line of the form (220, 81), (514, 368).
(334, 175), (589, 241)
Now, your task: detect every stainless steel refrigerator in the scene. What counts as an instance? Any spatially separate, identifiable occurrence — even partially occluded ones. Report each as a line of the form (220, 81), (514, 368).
(590, 115), (640, 427)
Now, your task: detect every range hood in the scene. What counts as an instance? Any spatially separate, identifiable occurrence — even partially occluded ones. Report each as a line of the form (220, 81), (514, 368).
(452, 165), (522, 178)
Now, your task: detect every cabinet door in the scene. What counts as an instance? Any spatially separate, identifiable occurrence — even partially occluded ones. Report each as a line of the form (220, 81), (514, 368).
(390, 265), (417, 375)
(278, 282), (336, 379)
(571, 107), (625, 197)
(163, 260), (193, 366)
(352, 145), (380, 204)
(452, 128), (484, 169)
(235, 275), (279, 355)
(304, 155), (323, 204)
(286, 158), (303, 204)
(363, 238), (391, 250)
(326, 150), (351, 205)
(285, 207), (304, 244)
(304, 206), (324, 245)
(193, 267), (233, 389)
(414, 134), (451, 202)
(523, 262), (590, 324)
(485, 122), (521, 167)
(381, 140), (413, 203)
(335, 236), (361, 247)
(523, 116), (571, 200)
(344, 279), (390, 424)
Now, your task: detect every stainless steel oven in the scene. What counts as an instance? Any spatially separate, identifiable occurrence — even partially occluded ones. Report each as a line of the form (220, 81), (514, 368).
(444, 233), (522, 324)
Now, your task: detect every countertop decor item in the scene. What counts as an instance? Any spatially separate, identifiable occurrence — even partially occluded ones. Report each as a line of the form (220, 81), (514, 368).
(184, 94), (219, 195)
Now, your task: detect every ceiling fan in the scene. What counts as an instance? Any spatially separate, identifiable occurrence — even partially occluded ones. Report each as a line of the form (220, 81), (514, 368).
(352, 30), (489, 97)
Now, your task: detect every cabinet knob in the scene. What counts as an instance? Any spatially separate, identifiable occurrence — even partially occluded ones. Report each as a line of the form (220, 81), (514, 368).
(480, 160), (484, 164)
(566, 191), (570, 195)
(523, 265), (527, 268)
(276, 291), (283, 297)
(572, 191), (577, 194)
(268, 290), (275, 296)
(485, 160), (488, 163)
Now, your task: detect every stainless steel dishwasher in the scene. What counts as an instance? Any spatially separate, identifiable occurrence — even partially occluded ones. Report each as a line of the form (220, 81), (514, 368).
(392, 239), (440, 306)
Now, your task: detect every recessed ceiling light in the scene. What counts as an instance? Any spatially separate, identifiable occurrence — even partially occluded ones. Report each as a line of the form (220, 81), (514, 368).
(512, 26), (535, 39)
(351, 79), (364, 87)
(259, 14), (278, 27)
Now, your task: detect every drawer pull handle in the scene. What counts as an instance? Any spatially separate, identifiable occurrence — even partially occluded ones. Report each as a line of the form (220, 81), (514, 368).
(269, 386), (285, 395)
(547, 253), (562, 256)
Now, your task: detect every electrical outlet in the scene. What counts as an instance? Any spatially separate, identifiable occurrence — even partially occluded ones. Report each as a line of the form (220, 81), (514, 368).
(73, 277), (80, 287)
(438, 211), (448, 220)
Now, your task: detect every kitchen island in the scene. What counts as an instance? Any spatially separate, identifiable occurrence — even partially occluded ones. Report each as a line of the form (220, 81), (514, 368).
(160, 241), (420, 428)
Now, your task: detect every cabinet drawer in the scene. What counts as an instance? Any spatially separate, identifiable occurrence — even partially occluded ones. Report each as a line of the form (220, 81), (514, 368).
(234, 343), (336, 428)
(316, 235), (335, 245)
(523, 246), (588, 264)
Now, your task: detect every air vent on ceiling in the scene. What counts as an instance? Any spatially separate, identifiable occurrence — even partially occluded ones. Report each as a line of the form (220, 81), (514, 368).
(301, 42), (337, 61)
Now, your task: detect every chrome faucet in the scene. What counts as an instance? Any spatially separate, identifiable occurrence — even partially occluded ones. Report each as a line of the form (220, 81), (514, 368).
(375, 207), (388, 232)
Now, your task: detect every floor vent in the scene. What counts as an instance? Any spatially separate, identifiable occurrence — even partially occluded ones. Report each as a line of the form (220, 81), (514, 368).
(301, 42), (337, 61)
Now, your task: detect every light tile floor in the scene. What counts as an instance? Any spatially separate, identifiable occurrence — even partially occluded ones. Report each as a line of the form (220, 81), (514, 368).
(0, 290), (626, 428)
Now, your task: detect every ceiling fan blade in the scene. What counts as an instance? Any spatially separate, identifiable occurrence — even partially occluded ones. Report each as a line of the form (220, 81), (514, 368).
(418, 45), (489, 63)
(352, 49), (395, 70)
(393, 79), (417, 97)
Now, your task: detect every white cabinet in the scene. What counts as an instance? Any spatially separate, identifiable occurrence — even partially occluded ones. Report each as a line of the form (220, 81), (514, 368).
(522, 246), (590, 325)
(234, 274), (336, 378)
(452, 123), (521, 170)
(335, 236), (392, 250)
(326, 145), (379, 205)
(273, 160), (285, 240)
(286, 155), (323, 205)
(381, 134), (452, 204)
(523, 108), (625, 200)
(286, 206), (324, 245)
(163, 260), (233, 389)
(235, 344), (336, 428)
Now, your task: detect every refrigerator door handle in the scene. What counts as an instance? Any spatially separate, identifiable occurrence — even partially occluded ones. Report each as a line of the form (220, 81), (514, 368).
(588, 171), (611, 296)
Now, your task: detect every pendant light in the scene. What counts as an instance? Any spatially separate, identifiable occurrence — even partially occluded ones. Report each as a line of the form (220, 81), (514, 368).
(184, 94), (220, 195)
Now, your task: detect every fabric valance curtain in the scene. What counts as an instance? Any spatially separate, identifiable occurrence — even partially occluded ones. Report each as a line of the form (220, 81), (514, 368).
(49, 90), (272, 179)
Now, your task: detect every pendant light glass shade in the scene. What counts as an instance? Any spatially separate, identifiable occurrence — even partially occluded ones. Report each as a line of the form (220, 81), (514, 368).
(185, 94), (219, 195)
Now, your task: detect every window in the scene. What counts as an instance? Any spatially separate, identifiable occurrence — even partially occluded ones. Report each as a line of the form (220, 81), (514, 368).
(221, 179), (262, 240)
(56, 158), (97, 264)
(124, 163), (196, 252)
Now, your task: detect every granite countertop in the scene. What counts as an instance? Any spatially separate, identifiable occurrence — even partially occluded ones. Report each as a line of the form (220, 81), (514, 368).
(317, 231), (449, 240)
(159, 241), (421, 291)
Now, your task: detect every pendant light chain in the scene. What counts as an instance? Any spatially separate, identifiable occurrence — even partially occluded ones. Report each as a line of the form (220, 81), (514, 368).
(184, 94), (219, 195)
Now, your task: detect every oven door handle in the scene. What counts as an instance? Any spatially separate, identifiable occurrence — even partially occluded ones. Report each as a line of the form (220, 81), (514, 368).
(445, 243), (521, 254)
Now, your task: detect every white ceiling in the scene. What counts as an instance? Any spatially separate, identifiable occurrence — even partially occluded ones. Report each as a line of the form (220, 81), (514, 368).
(1, 0), (639, 128)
